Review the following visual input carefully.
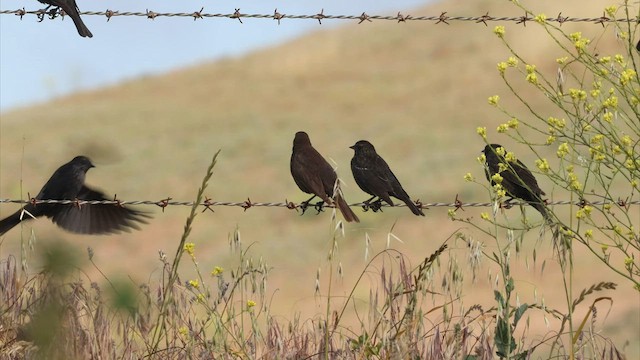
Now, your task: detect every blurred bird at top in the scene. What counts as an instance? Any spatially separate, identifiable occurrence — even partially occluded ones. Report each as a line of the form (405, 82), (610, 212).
(290, 132), (360, 223)
(0, 156), (148, 236)
(350, 140), (425, 216)
(482, 144), (552, 223)
(37, 0), (93, 38)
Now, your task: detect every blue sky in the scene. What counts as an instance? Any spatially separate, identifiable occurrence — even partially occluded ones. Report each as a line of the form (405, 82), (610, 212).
(0, 0), (430, 111)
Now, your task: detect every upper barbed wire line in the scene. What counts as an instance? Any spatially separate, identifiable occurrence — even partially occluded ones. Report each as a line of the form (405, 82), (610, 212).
(0, 198), (637, 210)
(0, 8), (631, 25)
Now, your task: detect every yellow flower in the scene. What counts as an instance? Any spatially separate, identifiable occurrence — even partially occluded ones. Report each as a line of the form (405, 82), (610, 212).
(604, 5), (617, 17)
(526, 73), (538, 85)
(447, 208), (456, 219)
(188, 279), (199, 289)
(620, 69), (636, 86)
(497, 62), (508, 74)
(211, 266), (224, 276)
(477, 154), (486, 164)
(570, 32), (582, 42)
(247, 300), (257, 308)
(493, 184), (506, 198)
(556, 56), (568, 65)
(197, 293), (206, 303)
(569, 88), (587, 101)
(507, 57), (518, 67)
(603, 96), (618, 109)
(178, 326), (189, 337)
(534, 13), (546, 24)
(495, 146), (505, 156)
(488, 95), (500, 106)
(507, 118), (519, 128)
(568, 172), (581, 191)
(504, 152), (517, 163)
(497, 123), (509, 133)
(184, 242), (195, 257)
(546, 135), (556, 145)
(632, 179), (638, 189)
(535, 158), (550, 173)
(464, 173), (474, 182)
(491, 173), (504, 184)
(621, 135), (632, 147)
(599, 56), (611, 64)
(480, 212), (490, 221)
(623, 257), (633, 266)
(493, 26), (506, 38)
(584, 229), (593, 239)
(557, 143), (569, 158)
(602, 112), (613, 123)
(477, 127), (487, 139)
(590, 134), (604, 144)
(547, 117), (566, 129)
(614, 54), (624, 65)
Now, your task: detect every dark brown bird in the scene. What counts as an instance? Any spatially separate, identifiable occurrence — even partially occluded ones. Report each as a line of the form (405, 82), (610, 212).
(290, 132), (359, 223)
(350, 140), (425, 216)
(482, 144), (551, 223)
(0, 156), (148, 236)
(38, 0), (93, 38)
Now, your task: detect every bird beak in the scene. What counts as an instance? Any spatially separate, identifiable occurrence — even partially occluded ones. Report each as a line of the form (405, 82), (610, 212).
(349, 145), (355, 149)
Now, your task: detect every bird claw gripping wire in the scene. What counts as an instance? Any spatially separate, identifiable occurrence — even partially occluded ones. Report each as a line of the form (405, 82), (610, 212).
(362, 198), (384, 213)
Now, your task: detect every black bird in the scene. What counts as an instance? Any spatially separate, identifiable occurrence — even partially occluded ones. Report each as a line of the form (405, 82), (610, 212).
(0, 156), (148, 236)
(38, 0), (93, 38)
(482, 144), (551, 223)
(290, 132), (360, 223)
(350, 140), (425, 216)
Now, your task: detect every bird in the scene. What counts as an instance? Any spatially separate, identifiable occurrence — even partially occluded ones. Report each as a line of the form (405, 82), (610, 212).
(0, 156), (149, 236)
(290, 131), (360, 223)
(37, 0), (93, 38)
(349, 140), (425, 216)
(482, 144), (552, 223)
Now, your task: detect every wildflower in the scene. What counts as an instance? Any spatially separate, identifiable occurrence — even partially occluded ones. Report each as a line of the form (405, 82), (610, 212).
(556, 56), (568, 65)
(568, 172), (581, 191)
(480, 212), (490, 221)
(569, 88), (587, 101)
(632, 179), (638, 189)
(188, 279), (199, 289)
(623, 257), (633, 266)
(477, 153), (486, 164)
(211, 266), (224, 276)
(603, 96), (618, 109)
(488, 95), (500, 106)
(599, 56), (611, 64)
(590, 134), (604, 144)
(621, 135), (632, 147)
(447, 209), (456, 219)
(495, 146), (505, 156)
(526, 72), (538, 85)
(493, 184), (506, 198)
(584, 229), (593, 239)
(184, 243), (195, 257)
(491, 173), (504, 184)
(507, 57), (518, 66)
(497, 123), (509, 133)
(477, 127), (487, 139)
(197, 294), (206, 303)
(614, 54), (624, 65)
(247, 300), (257, 309)
(497, 62), (508, 74)
(494, 26), (506, 38)
(464, 173), (474, 182)
(535, 158), (550, 173)
(557, 143), (569, 158)
(178, 326), (189, 337)
(534, 13), (546, 24)
(620, 69), (636, 86)
(504, 152), (517, 163)
(546, 135), (556, 145)
(507, 118), (518, 128)
(604, 5), (617, 17)
(569, 32), (582, 42)
(602, 112), (613, 123)
(625, 159), (637, 170)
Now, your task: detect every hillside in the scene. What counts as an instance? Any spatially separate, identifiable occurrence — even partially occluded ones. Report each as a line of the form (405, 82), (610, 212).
(1, 0), (637, 355)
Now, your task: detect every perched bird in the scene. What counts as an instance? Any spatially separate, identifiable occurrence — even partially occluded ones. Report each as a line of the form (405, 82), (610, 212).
(290, 132), (360, 223)
(37, 0), (93, 38)
(350, 140), (425, 216)
(0, 156), (148, 236)
(482, 144), (551, 223)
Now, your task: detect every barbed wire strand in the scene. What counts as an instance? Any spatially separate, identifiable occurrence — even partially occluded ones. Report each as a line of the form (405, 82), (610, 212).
(1, 8), (634, 26)
(0, 198), (638, 212)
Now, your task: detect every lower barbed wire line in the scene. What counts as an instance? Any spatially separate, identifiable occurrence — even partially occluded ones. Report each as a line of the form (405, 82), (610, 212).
(0, 198), (638, 209)
(0, 8), (627, 25)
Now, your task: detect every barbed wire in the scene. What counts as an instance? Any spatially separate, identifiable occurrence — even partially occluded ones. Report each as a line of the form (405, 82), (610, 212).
(1, 7), (635, 26)
(0, 198), (638, 213)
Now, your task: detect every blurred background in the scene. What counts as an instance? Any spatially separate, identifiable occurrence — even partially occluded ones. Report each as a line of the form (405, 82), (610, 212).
(1, 0), (638, 355)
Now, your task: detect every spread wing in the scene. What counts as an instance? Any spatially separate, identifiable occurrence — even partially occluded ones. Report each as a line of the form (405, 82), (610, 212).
(48, 185), (150, 234)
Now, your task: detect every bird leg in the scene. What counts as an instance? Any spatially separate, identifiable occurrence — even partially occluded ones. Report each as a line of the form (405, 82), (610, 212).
(369, 198), (384, 213)
(313, 201), (326, 214)
(501, 197), (515, 209)
(37, 5), (53, 22)
(299, 195), (317, 215)
(361, 196), (377, 212)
